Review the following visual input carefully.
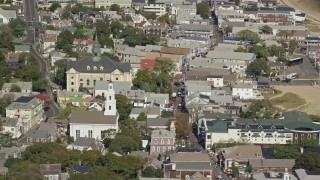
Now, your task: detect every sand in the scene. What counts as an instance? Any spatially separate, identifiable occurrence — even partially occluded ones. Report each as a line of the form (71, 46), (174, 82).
(280, 0), (320, 23)
(273, 85), (320, 115)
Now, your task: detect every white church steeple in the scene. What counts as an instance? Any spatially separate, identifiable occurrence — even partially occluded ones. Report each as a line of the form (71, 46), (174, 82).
(104, 82), (117, 116)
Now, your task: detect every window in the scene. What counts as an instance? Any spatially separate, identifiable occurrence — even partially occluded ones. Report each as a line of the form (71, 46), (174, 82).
(157, 147), (160, 152)
(71, 76), (74, 79)
(100, 77), (103, 81)
(71, 89), (74, 92)
(80, 79), (83, 81)
(314, 134), (317, 139)
(100, 66), (104, 70)
(116, 78), (118, 80)
(109, 106), (111, 110)
(109, 96), (111, 100)
(102, 93), (105, 97)
(88, 130), (92, 138)
(161, 139), (164, 144)
(207, 135), (211, 139)
(76, 130), (80, 137)
(301, 134), (304, 139)
(154, 139), (158, 144)
(93, 66), (97, 70)
(308, 134), (311, 138)
(87, 66), (90, 70)
(162, 147), (166, 152)
(94, 80), (96, 86)
(167, 139), (171, 145)
(87, 79), (90, 86)
(71, 82), (74, 85)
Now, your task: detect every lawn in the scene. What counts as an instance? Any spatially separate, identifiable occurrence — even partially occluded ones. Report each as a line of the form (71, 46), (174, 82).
(270, 92), (306, 109)
(262, 89), (282, 99)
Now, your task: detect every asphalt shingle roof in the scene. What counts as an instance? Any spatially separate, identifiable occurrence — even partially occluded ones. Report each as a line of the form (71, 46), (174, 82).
(67, 56), (131, 73)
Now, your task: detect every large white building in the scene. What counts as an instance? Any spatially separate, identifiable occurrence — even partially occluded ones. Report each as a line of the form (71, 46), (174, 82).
(143, 3), (166, 16)
(95, 0), (132, 9)
(232, 82), (256, 99)
(69, 82), (119, 141)
(0, 7), (16, 24)
(201, 111), (320, 150)
(66, 35), (132, 93)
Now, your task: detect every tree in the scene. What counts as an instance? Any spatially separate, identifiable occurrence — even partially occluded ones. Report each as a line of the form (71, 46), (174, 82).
(57, 30), (74, 51)
(245, 164), (252, 173)
(49, 2), (61, 12)
(6, 161), (45, 180)
(54, 59), (67, 84)
(295, 152), (320, 171)
(73, 28), (86, 39)
(0, 94), (14, 117)
(232, 162), (239, 178)
(240, 100), (274, 119)
(235, 46), (246, 52)
(237, 29), (260, 43)
(110, 4), (121, 14)
(0, 25), (14, 50)
(33, 79), (48, 91)
(141, 166), (163, 178)
(62, 4), (72, 19)
(246, 58), (270, 76)
(110, 21), (124, 38)
(95, 20), (114, 48)
(161, 110), (172, 118)
(115, 94), (133, 121)
(137, 112), (147, 121)
(58, 104), (86, 120)
(289, 39), (299, 54)
(69, 166), (124, 180)
(225, 25), (232, 34)
(102, 52), (120, 62)
(8, 18), (27, 37)
(109, 134), (139, 154)
(272, 145), (300, 159)
(174, 113), (192, 139)
(141, 11), (157, 20)
(300, 138), (320, 148)
(277, 57), (288, 63)
(268, 45), (285, 57)
(260, 25), (273, 34)
(250, 45), (269, 59)
(158, 13), (170, 25)
(9, 84), (21, 92)
(196, 2), (210, 19)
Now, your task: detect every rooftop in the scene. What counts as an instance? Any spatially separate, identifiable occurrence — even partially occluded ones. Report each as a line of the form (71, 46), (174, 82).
(223, 145), (263, 160)
(69, 110), (117, 125)
(147, 118), (169, 127)
(249, 159), (295, 168)
(207, 51), (256, 61)
(151, 129), (175, 138)
(73, 137), (95, 147)
(170, 153), (210, 162)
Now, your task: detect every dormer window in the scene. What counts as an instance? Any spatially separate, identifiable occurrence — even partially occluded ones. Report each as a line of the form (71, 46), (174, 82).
(100, 66), (104, 70)
(93, 66), (97, 70)
(87, 66), (90, 70)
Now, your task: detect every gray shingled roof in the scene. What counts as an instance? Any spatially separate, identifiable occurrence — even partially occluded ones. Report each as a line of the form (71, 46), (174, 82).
(69, 110), (117, 125)
(176, 162), (211, 171)
(67, 56), (131, 73)
(147, 118), (169, 127)
(249, 159), (295, 168)
(207, 51), (256, 61)
(73, 137), (95, 147)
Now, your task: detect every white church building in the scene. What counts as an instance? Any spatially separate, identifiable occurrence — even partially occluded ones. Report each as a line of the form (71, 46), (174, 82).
(69, 82), (119, 140)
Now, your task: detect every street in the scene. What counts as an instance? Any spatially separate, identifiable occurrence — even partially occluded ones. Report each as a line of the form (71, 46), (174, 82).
(24, 0), (60, 118)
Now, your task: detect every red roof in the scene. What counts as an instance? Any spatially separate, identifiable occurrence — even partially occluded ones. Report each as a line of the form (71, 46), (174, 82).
(140, 59), (156, 69)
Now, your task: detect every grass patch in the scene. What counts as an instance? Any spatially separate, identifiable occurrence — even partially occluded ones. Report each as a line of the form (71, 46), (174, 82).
(306, 24), (320, 33)
(9, 78), (21, 83)
(309, 114), (320, 122)
(270, 93), (306, 109)
(262, 89), (282, 99)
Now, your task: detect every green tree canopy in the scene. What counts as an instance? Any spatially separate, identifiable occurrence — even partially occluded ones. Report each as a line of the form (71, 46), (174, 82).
(196, 2), (210, 19)
(295, 152), (320, 171)
(250, 45), (269, 59)
(240, 100), (274, 119)
(174, 113), (192, 139)
(237, 29), (260, 43)
(260, 25), (273, 34)
(54, 59), (67, 84)
(49, 2), (61, 12)
(115, 94), (133, 121)
(142, 166), (164, 178)
(8, 18), (27, 37)
(9, 84), (21, 92)
(137, 112), (147, 121)
(246, 58), (270, 76)
(110, 4), (121, 14)
(110, 21), (124, 38)
(6, 161), (45, 180)
(141, 11), (157, 20)
(273, 145), (300, 159)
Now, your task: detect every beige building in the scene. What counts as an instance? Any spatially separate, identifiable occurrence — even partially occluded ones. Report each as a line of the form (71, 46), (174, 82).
(39, 34), (56, 54)
(95, 0), (132, 9)
(66, 36), (132, 92)
(150, 121), (176, 155)
(6, 96), (44, 133)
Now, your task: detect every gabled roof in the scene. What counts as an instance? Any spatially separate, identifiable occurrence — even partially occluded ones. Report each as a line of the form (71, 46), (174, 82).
(67, 56), (131, 73)
(0, 7), (16, 19)
(206, 120), (228, 133)
(170, 153), (210, 162)
(69, 110), (117, 125)
(147, 118), (169, 127)
(141, 59), (156, 69)
(207, 51), (256, 61)
(249, 159), (295, 168)
(73, 137), (95, 147)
